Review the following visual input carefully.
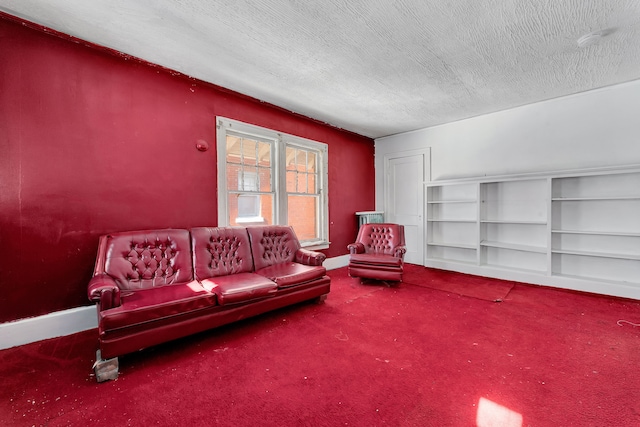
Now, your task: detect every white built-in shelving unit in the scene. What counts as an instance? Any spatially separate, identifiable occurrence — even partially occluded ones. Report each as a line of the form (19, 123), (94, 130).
(425, 166), (640, 299)
(550, 172), (640, 288)
(426, 182), (478, 265)
(479, 178), (549, 275)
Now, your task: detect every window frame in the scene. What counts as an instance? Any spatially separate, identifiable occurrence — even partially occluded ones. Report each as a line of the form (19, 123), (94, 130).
(217, 117), (329, 249)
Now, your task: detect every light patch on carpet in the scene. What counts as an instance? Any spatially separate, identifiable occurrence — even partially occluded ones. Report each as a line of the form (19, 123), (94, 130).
(476, 397), (523, 427)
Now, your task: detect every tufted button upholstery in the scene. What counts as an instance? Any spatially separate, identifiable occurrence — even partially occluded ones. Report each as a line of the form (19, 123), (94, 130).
(191, 227), (254, 280)
(247, 225), (301, 271)
(88, 226), (331, 363)
(347, 223), (406, 282)
(103, 229), (194, 290)
(359, 225), (400, 255)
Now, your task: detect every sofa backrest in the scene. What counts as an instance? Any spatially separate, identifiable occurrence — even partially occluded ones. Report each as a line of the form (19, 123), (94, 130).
(191, 226), (255, 280)
(356, 223), (406, 255)
(247, 225), (301, 271)
(100, 229), (194, 290)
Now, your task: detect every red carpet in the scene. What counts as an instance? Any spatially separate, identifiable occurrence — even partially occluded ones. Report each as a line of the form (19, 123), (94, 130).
(1, 267), (640, 426)
(403, 264), (515, 301)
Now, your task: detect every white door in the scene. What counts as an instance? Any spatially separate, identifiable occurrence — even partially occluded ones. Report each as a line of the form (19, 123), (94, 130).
(384, 150), (430, 265)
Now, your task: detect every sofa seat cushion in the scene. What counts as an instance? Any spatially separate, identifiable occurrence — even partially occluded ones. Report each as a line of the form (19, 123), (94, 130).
(255, 263), (327, 288)
(349, 253), (403, 267)
(101, 281), (216, 331)
(200, 273), (278, 305)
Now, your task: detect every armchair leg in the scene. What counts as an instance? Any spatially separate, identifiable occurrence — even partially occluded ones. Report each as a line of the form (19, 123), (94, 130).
(360, 278), (400, 287)
(93, 350), (119, 382)
(314, 294), (328, 304)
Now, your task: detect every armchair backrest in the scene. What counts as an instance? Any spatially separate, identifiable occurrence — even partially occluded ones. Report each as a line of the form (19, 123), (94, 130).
(99, 229), (194, 290)
(247, 225), (301, 271)
(355, 223), (405, 255)
(191, 226), (255, 280)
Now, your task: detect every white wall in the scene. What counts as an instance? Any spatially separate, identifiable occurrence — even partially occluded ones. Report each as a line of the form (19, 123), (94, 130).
(375, 79), (640, 208)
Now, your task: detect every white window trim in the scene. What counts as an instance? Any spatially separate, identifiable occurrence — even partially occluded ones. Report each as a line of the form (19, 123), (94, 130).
(217, 117), (329, 249)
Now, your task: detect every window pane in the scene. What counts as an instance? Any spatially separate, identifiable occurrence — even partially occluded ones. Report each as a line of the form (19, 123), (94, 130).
(238, 170), (258, 191)
(307, 152), (316, 173)
(286, 147), (296, 170)
(288, 195), (318, 241)
(258, 141), (271, 167)
(242, 139), (257, 166)
(226, 164), (242, 190)
(237, 194), (259, 217)
(308, 174), (317, 193)
(297, 173), (307, 193)
(286, 170), (296, 192)
(258, 193), (274, 224)
(259, 167), (272, 192)
(226, 136), (242, 164)
(229, 193), (273, 226)
(296, 150), (307, 172)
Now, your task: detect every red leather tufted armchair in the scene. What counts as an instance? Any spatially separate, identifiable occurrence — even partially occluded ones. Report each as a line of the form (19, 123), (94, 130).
(347, 223), (406, 282)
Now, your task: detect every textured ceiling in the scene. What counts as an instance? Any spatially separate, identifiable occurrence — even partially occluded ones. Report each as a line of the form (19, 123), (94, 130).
(2, 0), (640, 138)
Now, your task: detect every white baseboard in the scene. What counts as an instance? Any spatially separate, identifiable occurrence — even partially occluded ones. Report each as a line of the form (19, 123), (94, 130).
(0, 305), (97, 351)
(0, 255), (351, 351)
(424, 259), (640, 301)
(323, 254), (349, 270)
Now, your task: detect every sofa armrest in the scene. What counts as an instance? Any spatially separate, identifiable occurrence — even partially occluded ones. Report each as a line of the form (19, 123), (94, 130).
(295, 248), (326, 266)
(394, 245), (407, 260)
(88, 274), (121, 310)
(347, 242), (365, 254)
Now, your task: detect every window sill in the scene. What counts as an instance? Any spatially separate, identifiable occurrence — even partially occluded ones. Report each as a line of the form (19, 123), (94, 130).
(302, 242), (330, 251)
(235, 216), (266, 224)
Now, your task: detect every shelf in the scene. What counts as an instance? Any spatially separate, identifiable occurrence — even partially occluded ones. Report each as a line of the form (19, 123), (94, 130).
(551, 249), (640, 261)
(480, 240), (547, 254)
(428, 219), (477, 223)
(426, 183), (478, 206)
(481, 220), (547, 225)
(480, 263), (547, 275)
(552, 196), (640, 201)
(428, 242), (477, 250)
(552, 172), (640, 201)
(426, 257), (478, 266)
(552, 273), (640, 287)
(551, 229), (640, 237)
(427, 199), (477, 204)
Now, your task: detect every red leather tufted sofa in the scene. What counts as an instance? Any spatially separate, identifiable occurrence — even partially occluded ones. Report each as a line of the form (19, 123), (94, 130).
(88, 225), (329, 381)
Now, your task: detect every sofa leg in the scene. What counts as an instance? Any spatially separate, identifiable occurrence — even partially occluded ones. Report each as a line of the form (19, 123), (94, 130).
(314, 294), (328, 304)
(93, 350), (119, 382)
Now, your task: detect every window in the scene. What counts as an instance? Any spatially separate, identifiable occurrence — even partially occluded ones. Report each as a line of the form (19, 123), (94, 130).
(217, 117), (329, 248)
(237, 171), (261, 221)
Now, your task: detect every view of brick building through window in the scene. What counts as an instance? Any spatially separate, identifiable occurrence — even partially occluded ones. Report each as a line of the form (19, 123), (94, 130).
(225, 134), (319, 242)
(285, 146), (318, 241)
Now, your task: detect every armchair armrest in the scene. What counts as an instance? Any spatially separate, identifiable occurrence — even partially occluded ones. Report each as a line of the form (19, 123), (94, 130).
(394, 245), (407, 260)
(347, 242), (365, 254)
(88, 274), (121, 310)
(295, 248), (326, 266)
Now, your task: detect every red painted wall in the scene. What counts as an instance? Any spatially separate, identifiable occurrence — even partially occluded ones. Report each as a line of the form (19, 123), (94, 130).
(0, 15), (375, 323)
